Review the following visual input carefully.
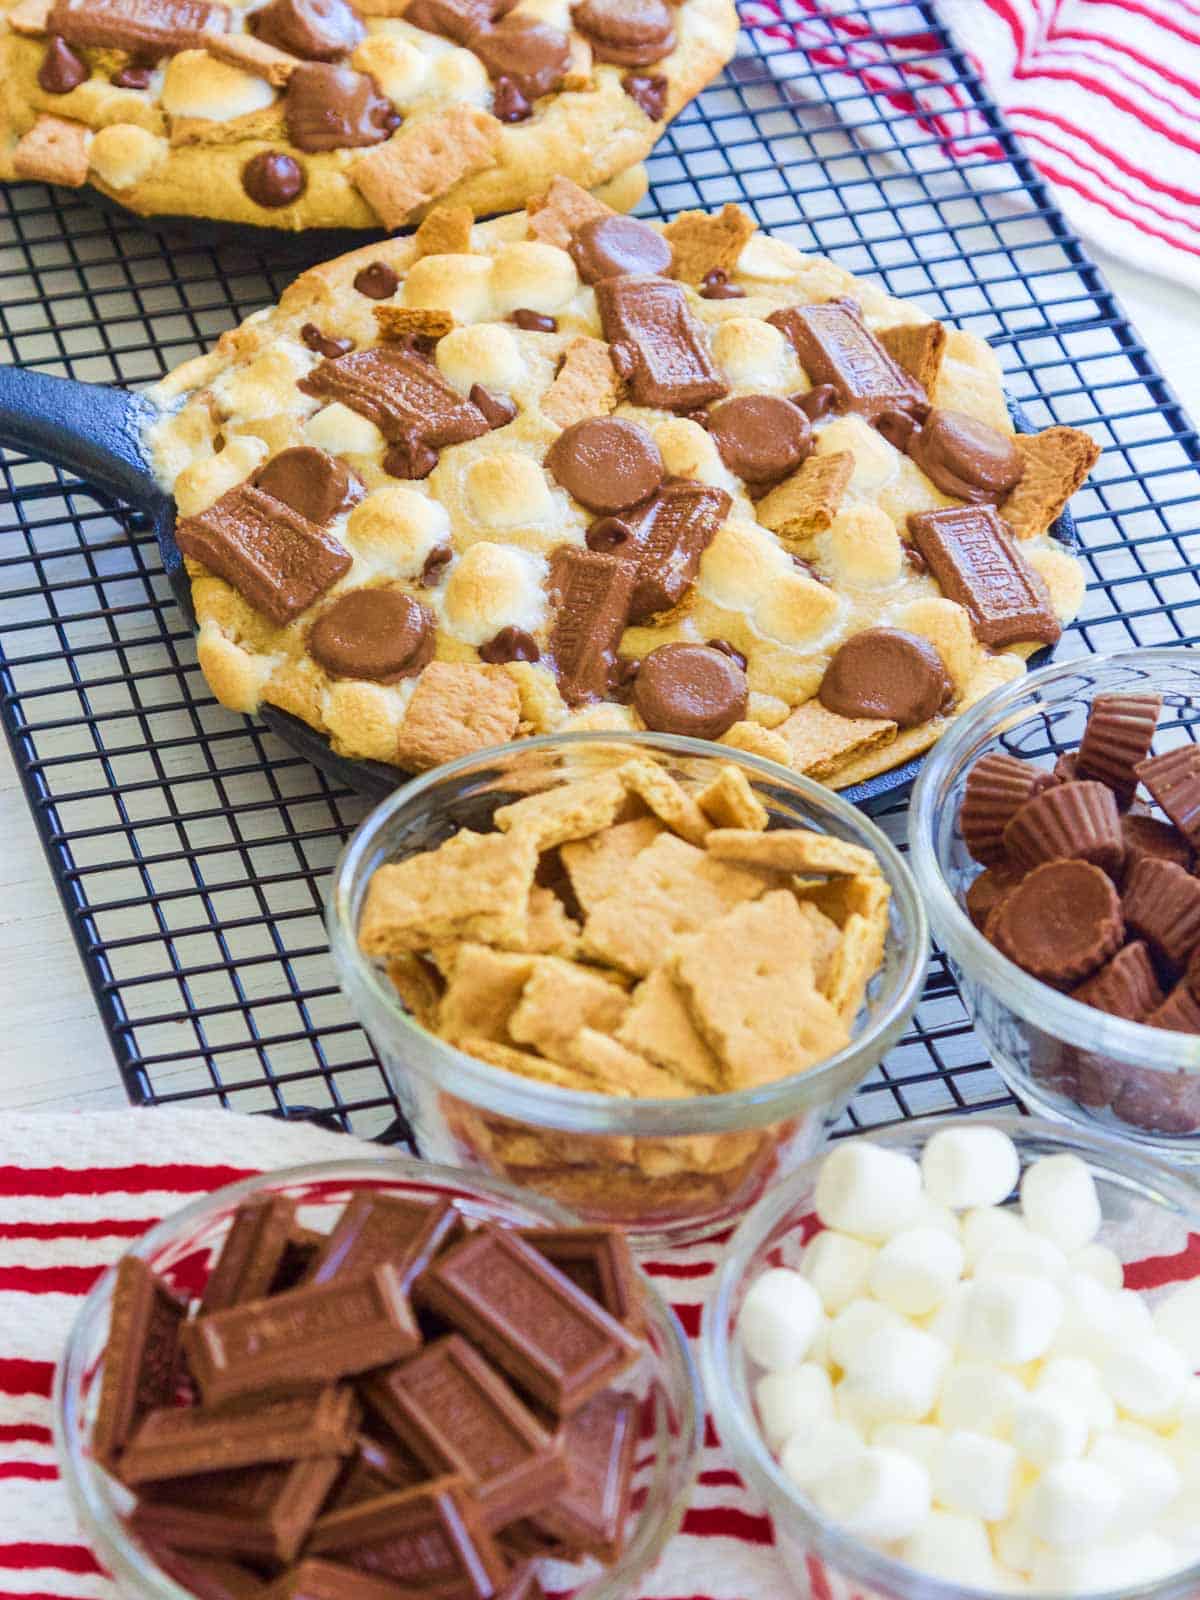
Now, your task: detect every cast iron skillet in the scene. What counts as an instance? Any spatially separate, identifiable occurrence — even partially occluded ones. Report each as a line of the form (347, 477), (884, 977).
(0, 362), (1077, 811)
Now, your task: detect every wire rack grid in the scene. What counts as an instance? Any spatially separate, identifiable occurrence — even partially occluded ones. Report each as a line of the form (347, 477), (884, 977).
(1, 0), (1198, 1143)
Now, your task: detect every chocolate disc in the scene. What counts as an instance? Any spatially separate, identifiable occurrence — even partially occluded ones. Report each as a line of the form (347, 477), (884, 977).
(470, 15), (570, 99)
(252, 0), (365, 59)
(255, 446), (363, 525)
(545, 417), (664, 513)
(571, 0), (676, 66)
(907, 409), (1024, 503)
(242, 151), (306, 208)
(818, 627), (951, 728)
(569, 215), (672, 285)
(309, 589), (435, 682)
(706, 395), (811, 486)
(633, 642), (748, 739)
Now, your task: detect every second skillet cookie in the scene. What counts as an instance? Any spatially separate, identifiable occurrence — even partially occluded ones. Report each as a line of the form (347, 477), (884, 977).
(0, 0), (735, 229)
(146, 188), (1099, 787)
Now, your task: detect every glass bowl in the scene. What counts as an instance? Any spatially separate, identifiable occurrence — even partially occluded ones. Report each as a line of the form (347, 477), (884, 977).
(327, 732), (929, 1248)
(702, 1112), (1200, 1600)
(55, 1157), (702, 1600)
(909, 648), (1200, 1161)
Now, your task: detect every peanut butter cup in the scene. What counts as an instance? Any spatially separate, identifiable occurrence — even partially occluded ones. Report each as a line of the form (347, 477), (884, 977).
(989, 858), (1124, 986)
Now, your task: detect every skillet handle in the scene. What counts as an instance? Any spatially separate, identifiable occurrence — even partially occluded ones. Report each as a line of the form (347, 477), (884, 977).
(0, 365), (162, 512)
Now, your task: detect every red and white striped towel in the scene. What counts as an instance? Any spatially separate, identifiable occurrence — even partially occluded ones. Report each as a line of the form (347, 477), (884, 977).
(743, 0), (1200, 290)
(3, 1111), (1198, 1600)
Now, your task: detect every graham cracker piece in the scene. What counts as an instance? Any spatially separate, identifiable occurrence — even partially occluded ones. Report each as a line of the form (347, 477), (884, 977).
(822, 907), (889, 1023)
(795, 900), (843, 990)
(375, 305), (455, 341)
(13, 115), (90, 187)
(437, 944), (536, 1045)
(385, 954), (442, 1027)
(567, 1029), (689, 1099)
(205, 34), (298, 85)
(415, 203), (474, 257)
(720, 721), (793, 767)
(696, 763), (769, 832)
(395, 663), (521, 772)
(499, 884), (580, 958)
(705, 826), (879, 878)
(796, 870), (890, 930)
(458, 1036), (604, 1094)
(560, 815), (664, 914)
(351, 107), (501, 231)
(663, 203), (757, 284)
(509, 958), (629, 1059)
(579, 832), (767, 976)
(526, 175), (611, 250)
(616, 968), (723, 1092)
(878, 321), (947, 394)
(358, 827), (537, 956)
(827, 715), (948, 790)
(1001, 425), (1101, 539)
(540, 337), (621, 429)
(669, 891), (851, 1090)
(635, 1129), (767, 1178)
(618, 757), (710, 846)
(777, 698), (897, 782)
(494, 769), (627, 849)
(756, 452), (854, 544)
(6, 0), (52, 33)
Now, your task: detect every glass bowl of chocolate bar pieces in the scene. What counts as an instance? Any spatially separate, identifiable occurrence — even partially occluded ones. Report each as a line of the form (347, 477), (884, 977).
(55, 1158), (703, 1600)
(910, 647), (1200, 1160)
(327, 733), (928, 1249)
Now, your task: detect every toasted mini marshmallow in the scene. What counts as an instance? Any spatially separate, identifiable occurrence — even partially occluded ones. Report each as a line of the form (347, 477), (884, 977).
(427, 47), (489, 105)
(437, 324), (524, 396)
(490, 243), (579, 315)
(346, 486), (450, 575)
(88, 124), (168, 191)
(351, 35), (428, 105)
(161, 50), (276, 121)
(825, 503), (904, 588)
(464, 451), (555, 530)
(174, 434), (268, 517)
(711, 317), (791, 388)
(404, 254), (494, 324)
(440, 541), (546, 646)
(305, 402), (385, 457)
(213, 345), (315, 422)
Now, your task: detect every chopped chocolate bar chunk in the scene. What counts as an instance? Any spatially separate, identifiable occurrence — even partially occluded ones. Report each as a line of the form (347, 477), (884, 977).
(624, 479), (731, 621)
(303, 1193), (462, 1288)
(131, 1456), (342, 1564)
(200, 1195), (298, 1314)
(403, 0), (493, 45)
(471, 15), (571, 99)
(48, 0), (227, 56)
(906, 505), (1062, 650)
(299, 347), (489, 449)
(768, 302), (924, 421)
(94, 1257), (186, 1467)
(266, 1559), (433, 1600)
(519, 1227), (640, 1327)
(595, 276), (727, 412)
(329, 1433), (429, 1509)
(252, 0), (364, 61)
(546, 545), (636, 706)
(119, 1387), (359, 1485)
(529, 1390), (637, 1561)
(569, 214), (672, 285)
(1135, 746), (1200, 848)
(254, 446), (363, 526)
(144, 1549), (266, 1600)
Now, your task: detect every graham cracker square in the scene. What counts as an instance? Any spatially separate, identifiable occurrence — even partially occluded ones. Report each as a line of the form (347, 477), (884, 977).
(822, 907), (889, 1023)
(415, 203), (474, 256)
(777, 698), (897, 781)
(618, 757), (710, 845)
(526, 175), (611, 249)
(878, 321), (947, 394)
(560, 815), (665, 914)
(663, 203), (756, 283)
(566, 1029), (689, 1099)
(705, 827), (879, 878)
(358, 828), (537, 956)
(395, 663), (521, 772)
(497, 884), (580, 958)
(756, 452), (854, 545)
(509, 958), (629, 1059)
(696, 763), (769, 832)
(494, 769), (628, 849)
(616, 968), (723, 1092)
(541, 337), (622, 429)
(375, 305), (456, 341)
(436, 943), (536, 1045)
(1001, 425), (1101, 540)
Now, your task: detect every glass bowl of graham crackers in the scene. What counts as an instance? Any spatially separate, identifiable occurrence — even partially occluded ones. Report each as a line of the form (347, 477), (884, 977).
(328, 733), (928, 1247)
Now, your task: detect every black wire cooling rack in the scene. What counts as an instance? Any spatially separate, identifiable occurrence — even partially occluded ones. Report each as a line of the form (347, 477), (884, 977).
(2, 0), (1199, 1142)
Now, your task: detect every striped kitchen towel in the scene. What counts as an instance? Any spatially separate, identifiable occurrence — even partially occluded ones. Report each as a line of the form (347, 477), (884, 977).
(1, 1110), (1197, 1600)
(742, 0), (1200, 291)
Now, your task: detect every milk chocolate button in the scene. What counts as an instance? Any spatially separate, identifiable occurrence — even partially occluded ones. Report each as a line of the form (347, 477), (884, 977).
(255, 446), (363, 525)
(242, 151), (306, 208)
(252, 0), (365, 59)
(571, 0), (675, 66)
(707, 395), (811, 486)
(819, 628), (951, 728)
(309, 589), (434, 681)
(907, 409), (1024, 503)
(633, 642), (748, 739)
(470, 15), (570, 99)
(569, 215), (672, 285)
(545, 417), (664, 514)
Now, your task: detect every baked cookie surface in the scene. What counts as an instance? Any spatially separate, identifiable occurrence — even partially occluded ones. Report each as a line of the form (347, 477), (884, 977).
(145, 188), (1099, 786)
(0, 0), (735, 229)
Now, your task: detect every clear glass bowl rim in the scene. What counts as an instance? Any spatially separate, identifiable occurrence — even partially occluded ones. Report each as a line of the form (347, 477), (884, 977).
(326, 730), (930, 1136)
(701, 1109), (1200, 1600)
(53, 1154), (704, 1600)
(909, 646), (1200, 1073)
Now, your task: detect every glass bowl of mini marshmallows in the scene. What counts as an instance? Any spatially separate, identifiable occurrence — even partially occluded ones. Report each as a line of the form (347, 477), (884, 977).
(702, 1113), (1200, 1600)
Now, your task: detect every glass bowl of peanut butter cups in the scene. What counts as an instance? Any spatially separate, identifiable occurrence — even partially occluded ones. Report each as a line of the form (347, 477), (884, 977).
(910, 648), (1200, 1161)
(56, 1158), (703, 1600)
(328, 732), (928, 1248)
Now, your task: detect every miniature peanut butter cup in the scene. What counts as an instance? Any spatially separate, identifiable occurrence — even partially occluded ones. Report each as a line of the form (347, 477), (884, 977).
(706, 395), (811, 487)
(1144, 982), (1200, 1035)
(470, 14), (571, 99)
(545, 417), (665, 513)
(309, 589), (435, 682)
(571, 0), (676, 66)
(255, 446), (363, 525)
(1134, 746), (1200, 847)
(569, 214), (672, 284)
(1003, 780), (1124, 877)
(989, 859), (1124, 986)
(285, 63), (398, 153)
(817, 627), (951, 729)
(632, 642), (748, 739)
(960, 751), (1056, 865)
(252, 0), (365, 59)
(906, 409), (1024, 503)
(1121, 811), (1193, 877)
(1122, 856), (1200, 967)
(1072, 940), (1163, 1022)
(965, 862), (1024, 930)
(1075, 692), (1163, 806)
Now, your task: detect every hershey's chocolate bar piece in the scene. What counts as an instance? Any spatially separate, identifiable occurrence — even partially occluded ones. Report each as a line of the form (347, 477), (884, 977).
(309, 1475), (509, 1599)
(118, 1386), (359, 1485)
(414, 1227), (641, 1417)
(530, 1390), (638, 1562)
(496, 1564), (545, 1600)
(625, 480), (730, 622)
(94, 1257), (186, 1467)
(304, 1194), (463, 1290)
(131, 1455), (341, 1564)
(299, 348), (489, 449)
(175, 484), (352, 628)
(768, 302), (925, 420)
(143, 1547), (266, 1600)
(48, 0), (227, 55)
(595, 276), (727, 411)
(183, 1265), (421, 1406)
(328, 1431), (429, 1511)
(363, 1335), (566, 1531)
(272, 1228), (327, 1294)
(906, 505), (1061, 649)
(200, 1196), (297, 1314)
(547, 546), (635, 707)
(264, 1558), (429, 1600)
(518, 1228), (641, 1329)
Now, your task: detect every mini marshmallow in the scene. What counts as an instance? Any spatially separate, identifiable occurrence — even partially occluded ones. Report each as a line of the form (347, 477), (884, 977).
(160, 50), (276, 121)
(834, 1325), (950, 1424)
(490, 243), (578, 315)
(404, 254), (493, 324)
(934, 1429), (1018, 1521)
(1070, 1243), (1124, 1292)
(926, 1281), (969, 1351)
(464, 452), (554, 529)
(1026, 1459), (1122, 1547)
(904, 1196), (962, 1239)
(814, 1446), (932, 1543)
(870, 1226), (965, 1316)
(992, 1504), (1040, 1576)
(1051, 1273), (1127, 1362)
(305, 401), (385, 456)
(1102, 1336), (1188, 1421)
(1152, 1279), (1200, 1367)
(1036, 1360), (1116, 1434)
(974, 1231), (1068, 1283)
(814, 1141), (922, 1243)
(1174, 1377), (1200, 1447)
(1088, 1432), (1181, 1536)
(436, 324), (523, 397)
(961, 1205), (1029, 1271)
(873, 1422), (947, 1478)
(1019, 1154), (1102, 1254)
(739, 1268), (823, 1372)
(900, 1511), (1002, 1587)
(939, 1361), (1023, 1438)
(1012, 1389), (1089, 1466)
(1031, 1535), (1179, 1594)
(829, 1299), (905, 1371)
(921, 1125), (1020, 1210)
(755, 1363), (834, 1448)
(802, 1230), (877, 1313)
(963, 1273), (1064, 1365)
(781, 1417), (864, 1490)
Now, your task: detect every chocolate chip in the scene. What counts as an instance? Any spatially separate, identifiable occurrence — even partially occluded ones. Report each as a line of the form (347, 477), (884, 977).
(706, 637), (747, 672)
(241, 151), (306, 208)
(699, 268), (745, 300)
(492, 75), (532, 122)
(546, 417), (664, 514)
(478, 626), (540, 665)
(633, 642), (748, 740)
(622, 72), (667, 119)
(469, 384), (518, 430)
(790, 384), (837, 422)
(420, 545), (453, 586)
(586, 516), (633, 553)
(111, 62), (154, 87)
(383, 432), (439, 480)
(39, 36), (88, 93)
(510, 308), (557, 332)
(301, 323), (354, 359)
(902, 541), (928, 575)
(354, 260), (399, 300)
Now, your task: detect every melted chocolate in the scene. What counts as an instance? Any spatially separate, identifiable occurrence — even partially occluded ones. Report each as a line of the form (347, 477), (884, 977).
(622, 73), (667, 120)
(707, 394), (811, 486)
(353, 261), (399, 300)
(252, 0), (364, 59)
(471, 14), (570, 99)
(569, 215), (672, 285)
(301, 324), (354, 359)
(492, 77), (531, 122)
(469, 385), (518, 430)
(253, 446), (363, 525)
(818, 627), (952, 728)
(284, 63), (398, 153)
(478, 627), (540, 664)
(48, 0), (228, 56)
(699, 268), (744, 301)
(906, 409), (1025, 503)
(571, 0), (675, 66)
(403, 0), (493, 45)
